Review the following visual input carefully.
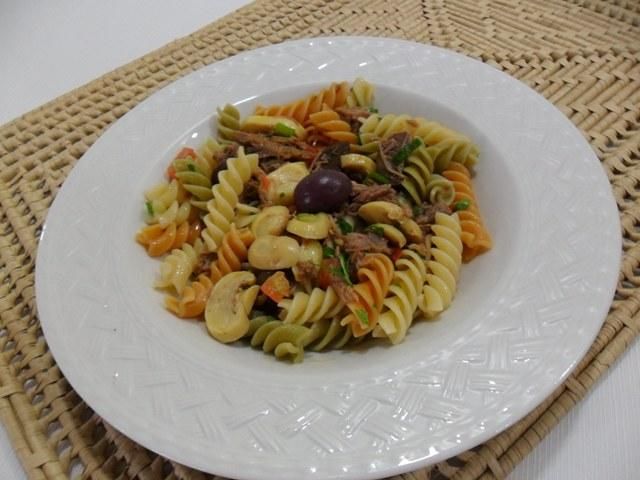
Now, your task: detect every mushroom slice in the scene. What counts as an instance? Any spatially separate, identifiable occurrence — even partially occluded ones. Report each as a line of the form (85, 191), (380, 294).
(205, 271), (258, 343)
(357, 201), (405, 224)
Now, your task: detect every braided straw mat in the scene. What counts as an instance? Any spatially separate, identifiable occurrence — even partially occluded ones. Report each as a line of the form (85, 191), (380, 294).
(1, 0), (639, 479)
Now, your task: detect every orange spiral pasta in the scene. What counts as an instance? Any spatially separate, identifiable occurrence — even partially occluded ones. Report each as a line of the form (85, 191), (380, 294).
(341, 254), (395, 337)
(136, 221), (201, 257)
(308, 110), (358, 144)
(442, 162), (492, 262)
(165, 273), (213, 318)
(254, 82), (349, 124)
(209, 225), (255, 284)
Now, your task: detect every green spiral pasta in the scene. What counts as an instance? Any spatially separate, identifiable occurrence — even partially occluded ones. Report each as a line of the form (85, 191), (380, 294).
(249, 318), (310, 363)
(278, 287), (345, 325)
(154, 239), (204, 295)
(217, 104), (241, 141)
(375, 249), (428, 344)
(418, 212), (463, 316)
(401, 145), (436, 204)
(201, 147), (259, 252)
(347, 77), (375, 108)
(174, 139), (224, 211)
(413, 119), (479, 170)
(425, 174), (455, 205)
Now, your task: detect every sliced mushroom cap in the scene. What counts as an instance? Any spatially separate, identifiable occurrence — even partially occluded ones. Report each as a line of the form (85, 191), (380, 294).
(286, 213), (331, 240)
(205, 271), (257, 343)
(357, 201), (405, 224)
(251, 205), (290, 237)
(248, 235), (300, 270)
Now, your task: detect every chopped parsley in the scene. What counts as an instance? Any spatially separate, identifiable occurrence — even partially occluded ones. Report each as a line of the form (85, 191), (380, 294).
(367, 225), (385, 237)
(355, 308), (369, 326)
(273, 122), (296, 137)
(187, 163), (196, 172)
(322, 245), (336, 258)
(368, 107), (379, 113)
(368, 171), (390, 184)
(145, 201), (154, 216)
(392, 138), (422, 165)
(337, 217), (354, 234)
(412, 204), (424, 216)
(454, 199), (471, 211)
(357, 131), (362, 145)
(337, 253), (353, 286)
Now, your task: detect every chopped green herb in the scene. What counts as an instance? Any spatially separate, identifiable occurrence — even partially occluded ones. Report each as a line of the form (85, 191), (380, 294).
(367, 225), (385, 237)
(145, 201), (154, 216)
(273, 122), (296, 137)
(279, 192), (286, 198)
(454, 199), (471, 211)
(368, 107), (379, 113)
(338, 253), (353, 286)
(322, 245), (336, 258)
(412, 204), (424, 217)
(337, 217), (354, 234)
(392, 138), (422, 165)
(187, 163), (196, 172)
(368, 171), (390, 184)
(355, 308), (369, 326)
(357, 131), (362, 145)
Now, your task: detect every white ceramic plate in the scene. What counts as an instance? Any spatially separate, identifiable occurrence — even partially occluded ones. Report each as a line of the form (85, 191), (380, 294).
(36, 37), (620, 479)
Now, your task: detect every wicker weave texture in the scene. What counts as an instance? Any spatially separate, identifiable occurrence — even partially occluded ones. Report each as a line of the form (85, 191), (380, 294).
(0, 0), (639, 479)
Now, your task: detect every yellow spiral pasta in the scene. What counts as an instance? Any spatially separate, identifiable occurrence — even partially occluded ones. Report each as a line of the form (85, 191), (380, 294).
(341, 253), (395, 337)
(375, 249), (428, 344)
(144, 180), (192, 226)
(201, 147), (259, 252)
(308, 110), (358, 144)
(254, 82), (350, 124)
(209, 225), (255, 284)
(418, 212), (463, 316)
(155, 239), (205, 295)
(165, 273), (213, 318)
(358, 113), (414, 145)
(234, 203), (260, 228)
(346, 77), (375, 108)
(442, 162), (492, 262)
(278, 287), (345, 325)
(217, 104), (241, 141)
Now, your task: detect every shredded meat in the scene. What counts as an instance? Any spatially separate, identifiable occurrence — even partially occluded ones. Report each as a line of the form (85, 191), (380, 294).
(415, 202), (452, 235)
(260, 157), (287, 174)
(345, 183), (398, 215)
(377, 132), (411, 185)
(310, 142), (350, 171)
(239, 176), (260, 204)
(211, 143), (240, 183)
(192, 254), (213, 277)
(341, 233), (392, 256)
(335, 106), (371, 130)
(293, 261), (318, 285)
(232, 131), (317, 162)
(330, 276), (358, 305)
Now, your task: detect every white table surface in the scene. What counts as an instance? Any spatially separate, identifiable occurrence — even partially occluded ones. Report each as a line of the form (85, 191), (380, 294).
(1, 1), (638, 479)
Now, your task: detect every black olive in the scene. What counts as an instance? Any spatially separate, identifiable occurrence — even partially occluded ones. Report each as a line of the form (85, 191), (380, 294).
(294, 169), (352, 213)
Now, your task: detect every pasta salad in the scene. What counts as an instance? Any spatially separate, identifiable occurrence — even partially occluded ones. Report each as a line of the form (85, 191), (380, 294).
(136, 79), (492, 362)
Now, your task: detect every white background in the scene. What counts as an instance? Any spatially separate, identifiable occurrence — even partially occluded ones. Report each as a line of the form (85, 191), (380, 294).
(0, 1), (638, 479)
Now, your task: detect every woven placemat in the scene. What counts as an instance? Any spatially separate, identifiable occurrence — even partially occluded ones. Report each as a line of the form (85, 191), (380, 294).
(1, 0), (639, 478)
